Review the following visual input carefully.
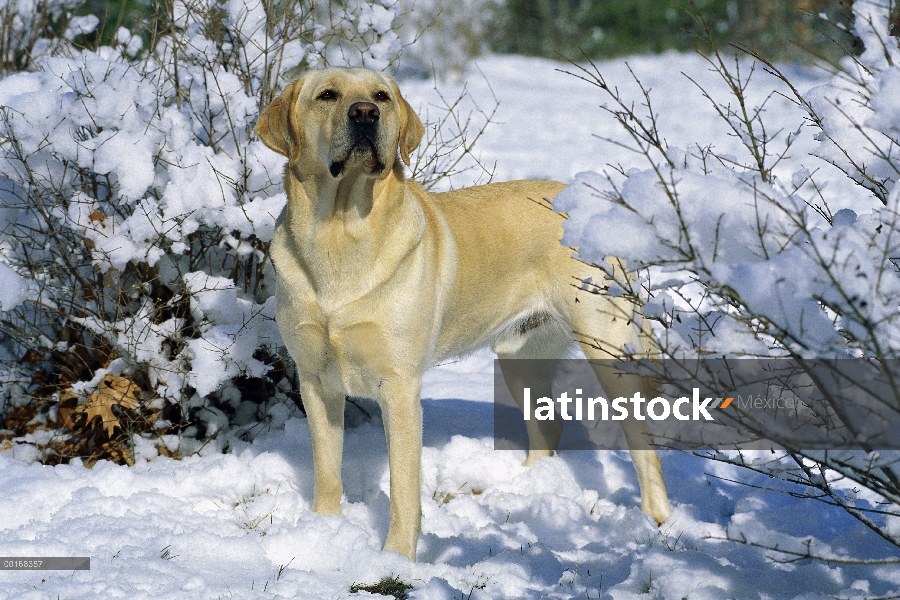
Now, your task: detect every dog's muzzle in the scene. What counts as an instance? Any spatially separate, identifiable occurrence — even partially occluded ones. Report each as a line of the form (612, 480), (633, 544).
(330, 102), (385, 177)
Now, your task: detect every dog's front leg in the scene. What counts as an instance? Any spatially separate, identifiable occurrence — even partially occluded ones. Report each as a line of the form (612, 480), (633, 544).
(379, 378), (423, 561)
(301, 375), (346, 515)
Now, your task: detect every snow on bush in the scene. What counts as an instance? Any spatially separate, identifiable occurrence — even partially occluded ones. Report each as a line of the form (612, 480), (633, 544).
(557, 0), (900, 373)
(0, 0), (408, 463)
(393, 0), (503, 77)
(0, 0), (84, 74)
(555, 0), (900, 555)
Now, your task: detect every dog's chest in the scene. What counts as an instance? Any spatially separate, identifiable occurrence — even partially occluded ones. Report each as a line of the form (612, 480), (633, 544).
(270, 221), (382, 310)
(269, 222), (410, 395)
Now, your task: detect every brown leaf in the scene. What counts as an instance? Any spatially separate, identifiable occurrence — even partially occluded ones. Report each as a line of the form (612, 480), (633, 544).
(20, 348), (44, 363)
(57, 392), (79, 430)
(82, 375), (141, 436)
(4, 406), (36, 434)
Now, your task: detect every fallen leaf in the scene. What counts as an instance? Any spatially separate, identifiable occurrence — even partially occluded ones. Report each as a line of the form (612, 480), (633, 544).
(57, 392), (79, 430)
(4, 406), (36, 434)
(82, 375), (141, 436)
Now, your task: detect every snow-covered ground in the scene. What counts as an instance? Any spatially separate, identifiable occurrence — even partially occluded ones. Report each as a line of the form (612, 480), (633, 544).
(2, 53), (899, 599)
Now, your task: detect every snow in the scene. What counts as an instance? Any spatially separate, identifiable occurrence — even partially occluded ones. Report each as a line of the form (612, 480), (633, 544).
(181, 272), (281, 398)
(0, 261), (27, 312)
(2, 45), (900, 600)
(2, 402), (898, 598)
(62, 15), (99, 41)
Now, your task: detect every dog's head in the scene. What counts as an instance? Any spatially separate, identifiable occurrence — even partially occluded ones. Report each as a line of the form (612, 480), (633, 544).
(254, 67), (424, 179)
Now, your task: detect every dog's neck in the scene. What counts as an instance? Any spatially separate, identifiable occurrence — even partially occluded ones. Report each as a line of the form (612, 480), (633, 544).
(290, 168), (376, 222)
(285, 161), (407, 226)
(274, 159), (426, 303)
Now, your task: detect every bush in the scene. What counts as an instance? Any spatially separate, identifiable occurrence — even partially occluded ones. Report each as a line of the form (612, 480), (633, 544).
(392, 0), (504, 77)
(0, 0), (83, 74)
(555, 0), (900, 558)
(0, 0), (486, 465)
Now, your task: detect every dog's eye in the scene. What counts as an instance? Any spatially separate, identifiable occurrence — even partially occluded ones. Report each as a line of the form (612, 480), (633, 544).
(374, 91), (390, 102)
(317, 89), (337, 101)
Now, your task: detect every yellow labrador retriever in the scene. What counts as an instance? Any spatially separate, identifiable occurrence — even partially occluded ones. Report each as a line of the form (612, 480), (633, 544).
(254, 67), (671, 561)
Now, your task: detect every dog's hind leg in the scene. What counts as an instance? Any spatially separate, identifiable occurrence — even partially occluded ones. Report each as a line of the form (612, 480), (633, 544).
(497, 355), (563, 465)
(583, 359), (671, 525)
(569, 270), (672, 525)
(496, 318), (574, 465)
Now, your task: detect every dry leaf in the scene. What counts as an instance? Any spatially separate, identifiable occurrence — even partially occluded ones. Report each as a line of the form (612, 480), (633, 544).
(5, 405), (36, 434)
(82, 375), (140, 436)
(20, 348), (43, 363)
(57, 391), (79, 430)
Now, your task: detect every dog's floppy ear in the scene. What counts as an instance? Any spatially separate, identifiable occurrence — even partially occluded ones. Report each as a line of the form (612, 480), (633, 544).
(254, 76), (304, 163)
(391, 81), (424, 167)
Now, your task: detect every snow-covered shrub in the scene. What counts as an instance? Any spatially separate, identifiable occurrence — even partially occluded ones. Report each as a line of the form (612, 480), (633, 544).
(555, 0), (900, 555)
(393, 0), (504, 77)
(0, 0), (85, 74)
(0, 0), (412, 464)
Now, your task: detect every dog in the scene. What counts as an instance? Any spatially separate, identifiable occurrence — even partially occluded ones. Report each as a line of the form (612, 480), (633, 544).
(254, 67), (671, 561)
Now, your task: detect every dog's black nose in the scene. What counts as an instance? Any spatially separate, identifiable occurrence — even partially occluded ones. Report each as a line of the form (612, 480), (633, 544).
(348, 102), (379, 124)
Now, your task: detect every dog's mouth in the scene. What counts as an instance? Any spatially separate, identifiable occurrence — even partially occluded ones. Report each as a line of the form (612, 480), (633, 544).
(330, 136), (384, 178)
